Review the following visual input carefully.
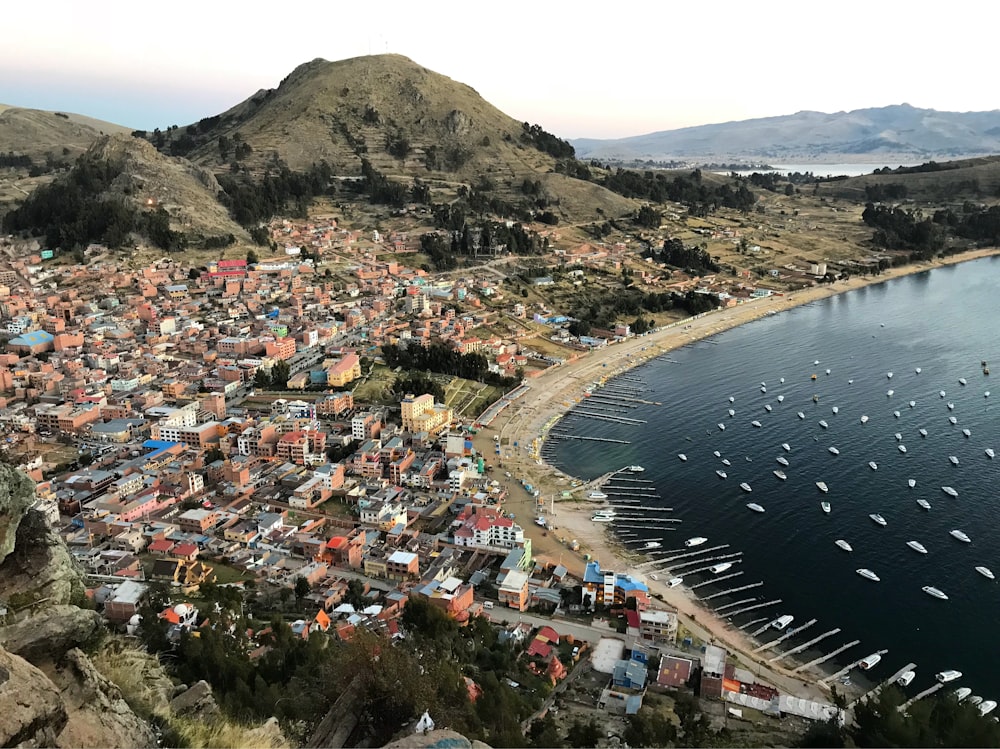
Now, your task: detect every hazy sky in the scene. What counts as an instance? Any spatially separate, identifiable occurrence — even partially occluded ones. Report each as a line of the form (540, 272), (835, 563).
(3, 0), (997, 140)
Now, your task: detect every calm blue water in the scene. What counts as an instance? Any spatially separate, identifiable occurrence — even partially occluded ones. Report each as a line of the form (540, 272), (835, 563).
(547, 256), (1000, 698)
(719, 163), (920, 178)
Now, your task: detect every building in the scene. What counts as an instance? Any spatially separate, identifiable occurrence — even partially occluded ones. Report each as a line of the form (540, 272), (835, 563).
(103, 580), (149, 623)
(452, 505), (527, 552)
(498, 569), (529, 611)
(581, 561), (649, 609)
(386, 550), (419, 580)
(700, 644), (727, 699)
(400, 393), (453, 438)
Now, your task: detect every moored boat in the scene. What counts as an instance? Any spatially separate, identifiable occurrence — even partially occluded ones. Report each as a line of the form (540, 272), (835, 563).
(764, 404), (772, 412)
(950, 529), (971, 543)
(949, 455), (959, 465)
(899, 444), (907, 453)
(746, 502), (765, 513)
(714, 450), (721, 457)
(976, 566), (995, 580)
(917, 499), (931, 510)
(908, 478), (916, 488)
(821, 501), (831, 514)
(816, 481), (829, 493)
(716, 470), (728, 479)
(894, 410), (900, 418)
(980, 700), (997, 716)
(718, 423), (726, 431)
(919, 428), (928, 437)
(870, 513), (887, 526)
(894, 432), (902, 441)
(684, 536), (708, 547)
(987, 448), (995, 459)
(678, 453), (688, 461)
(797, 411), (805, 419)
(923, 585), (949, 600)
(909, 400), (916, 408)
(627, 465), (645, 473)
(857, 568), (880, 582)
(589, 491), (608, 499)
(776, 456), (789, 466)
(897, 670), (916, 687)
(781, 443), (791, 452)
(709, 562), (733, 574)
(828, 446), (840, 455)
(832, 406), (839, 414)
(936, 669), (962, 683)
(770, 614), (794, 630)
(960, 377), (967, 385)
(773, 470), (787, 480)
(887, 389), (894, 397)
(940, 390), (946, 398)
(954, 687), (973, 701)
(963, 429), (971, 437)
(777, 395), (785, 402)
(819, 420), (828, 429)
(729, 409), (735, 417)
(869, 461), (878, 471)
(861, 415), (869, 424)
(942, 486), (959, 497)
(740, 482), (752, 492)
(642, 541), (662, 550)
(722, 458), (731, 466)
(751, 420), (762, 428)
(948, 416), (958, 425)
(907, 541), (928, 554)
(835, 539), (852, 552)
(859, 653), (882, 669)
(947, 402), (955, 410)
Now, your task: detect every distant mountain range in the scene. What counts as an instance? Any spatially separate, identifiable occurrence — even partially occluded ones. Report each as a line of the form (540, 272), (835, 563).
(572, 104), (1000, 163)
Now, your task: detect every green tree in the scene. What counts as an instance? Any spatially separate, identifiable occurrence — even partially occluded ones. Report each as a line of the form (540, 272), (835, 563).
(566, 719), (602, 748)
(270, 359), (291, 389)
(246, 248), (259, 265)
(294, 576), (311, 601)
(624, 709), (678, 748)
(528, 715), (564, 748)
(254, 367), (271, 389)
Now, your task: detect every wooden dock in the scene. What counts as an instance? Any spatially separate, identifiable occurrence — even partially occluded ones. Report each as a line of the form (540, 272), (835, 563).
(700, 581), (764, 601)
(848, 662), (916, 710)
(793, 640), (861, 674)
(647, 544), (729, 563)
(753, 619), (817, 653)
(548, 434), (632, 444)
(726, 598), (782, 620)
(769, 629), (842, 663)
(739, 616), (769, 632)
(818, 648), (887, 685)
(690, 570), (744, 588)
(713, 596), (757, 613)
(899, 682), (943, 712)
(667, 552), (743, 571)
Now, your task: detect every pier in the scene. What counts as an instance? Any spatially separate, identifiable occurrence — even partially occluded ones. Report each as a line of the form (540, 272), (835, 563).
(690, 570), (744, 588)
(898, 683), (943, 712)
(793, 640), (861, 674)
(586, 394), (662, 406)
(739, 617), (769, 632)
(848, 662), (916, 710)
(726, 598), (782, 621)
(665, 552), (743, 571)
(700, 581), (764, 601)
(607, 476), (655, 483)
(713, 596), (757, 613)
(648, 544), (730, 564)
(753, 619), (817, 654)
(769, 629), (842, 663)
(574, 411), (647, 424)
(818, 649), (888, 685)
(547, 434), (632, 444)
(616, 523), (680, 531)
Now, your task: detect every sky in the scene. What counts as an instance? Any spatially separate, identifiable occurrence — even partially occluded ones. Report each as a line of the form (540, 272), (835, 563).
(3, 0), (998, 140)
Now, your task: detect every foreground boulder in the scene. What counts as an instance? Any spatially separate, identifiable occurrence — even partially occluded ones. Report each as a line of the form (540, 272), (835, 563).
(0, 644), (68, 747)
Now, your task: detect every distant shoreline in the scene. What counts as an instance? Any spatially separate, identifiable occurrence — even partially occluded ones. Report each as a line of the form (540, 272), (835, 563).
(474, 246), (1000, 701)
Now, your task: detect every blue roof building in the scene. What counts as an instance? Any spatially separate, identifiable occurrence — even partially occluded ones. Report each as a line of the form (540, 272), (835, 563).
(582, 561), (649, 607)
(8, 329), (54, 352)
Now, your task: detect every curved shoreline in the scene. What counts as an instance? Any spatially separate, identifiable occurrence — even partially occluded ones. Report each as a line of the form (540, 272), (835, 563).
(473, 247), (1000, 701)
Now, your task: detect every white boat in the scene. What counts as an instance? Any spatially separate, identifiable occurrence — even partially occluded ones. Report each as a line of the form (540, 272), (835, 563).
(887, 389), (894, 397)
(760, 386), (767, 393)
(954, 687), (973, 701)
(780, 378), (785, 384)
(667, 576), (684, 588)
(916, 367), (922, 374)
(764, 404), (773, 412)
(861, 415), (869, 424)
(970, 696), (984, 706)
(848, 379), (854, 384)
(936, 670), (962, 683)
(642, 541), (662, 550)
(948, 416), (957, 425)
(678, 453), (688, 461)
(591, 514), (615, 522)
(869, 461), (878, 471)
(948, 402), (955, 410)
(746, 502), (765, 513)
(816, 481), (829, 493)
(770, 614), (794, 630)
(832, 406), (839, 414)
(797, 411), (805, 420)
(819, 420), (829, 429)
(710, 562), (733, 574)
(894, 432), (902, 441)
(814, 360), (820, 365)
(589, 491), (608, 499)
(716, 470), (728, 479)
(627, 465), (645, 473)
(857, 568), (881, 582)
(773, 470), (787, 480)
(718, 423), (726, 431)
(535, 517), (547, 527)
(987, 391), (991, 397)
(684, 537), (708, 548)
(897, 671), (916, 687)
(782, 443), (791, 452)
(908, 478), (917, 488)
(722, 458), (731, 466)
(917, 499), (931, 510)
(828, 446), (840, 455)
(870, 513), (887, 526)
(949, 455), (959, 466)
(728, 409), (735, 417)
(887, 372), (893, 379)
(899, 444), (907, 453)
(729, 396), (735, 403)
(980, 701), (997, 716)
(963, 429), (971, 438)
(909, 400), (916, 408)
(776, 456), (789, 466)
(859, 653), (882, 669)
(821, 501), (831, 514)
(714, 450), (722, 457)
(919, 428), (928, 437)
(960, 377), (967, 385)
(923, 585), (949, 600)
(950, 529), (971, 543)
(777, 395), (785, 402)
(826, 368), (832, 375)
(751, 420), (762, 428)
(987, 448), (996, 459)
(893, 410), (901, 418)
(976, 566), (995, 580)
(740, 482), (752, 492)
(835, 539), (853, 552)
(942, 486), (959, 497)
(940, 390), (946, 398)
(907, 541), (928, 554)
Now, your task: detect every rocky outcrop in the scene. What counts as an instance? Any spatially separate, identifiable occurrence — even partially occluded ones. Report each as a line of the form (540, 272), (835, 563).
(0, 645), (68, 748)
(169, 680), (221, 722)
(383, 729), (492, 749)
(0, 463), (36, 564)
(0, 605), (103, 662)
(0, 500), (87, 609)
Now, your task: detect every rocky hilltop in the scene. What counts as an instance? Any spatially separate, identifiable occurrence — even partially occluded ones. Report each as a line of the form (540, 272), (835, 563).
(0, 104), (130, 161)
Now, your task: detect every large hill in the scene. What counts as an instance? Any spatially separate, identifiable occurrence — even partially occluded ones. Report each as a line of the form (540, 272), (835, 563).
(0, 104), (130, 161)
(146, 54), (636, 221)
(572, 104), (1000, 163)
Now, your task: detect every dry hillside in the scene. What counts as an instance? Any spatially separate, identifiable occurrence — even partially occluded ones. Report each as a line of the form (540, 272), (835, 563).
(0, 105), (130, 160)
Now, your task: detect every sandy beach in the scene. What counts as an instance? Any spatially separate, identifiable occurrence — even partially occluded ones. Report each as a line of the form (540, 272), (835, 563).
(472, 247), (1000, 700)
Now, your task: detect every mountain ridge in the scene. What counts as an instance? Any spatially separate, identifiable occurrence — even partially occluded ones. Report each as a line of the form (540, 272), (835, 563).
(572, 103), (1000, 163)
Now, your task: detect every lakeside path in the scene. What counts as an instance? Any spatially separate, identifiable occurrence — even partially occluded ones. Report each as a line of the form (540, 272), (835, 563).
(471, 247), (1000, 702)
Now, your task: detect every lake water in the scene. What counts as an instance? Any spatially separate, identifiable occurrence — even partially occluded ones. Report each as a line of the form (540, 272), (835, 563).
(546, 255), (1000, 699)
(718, 163), (920, 178)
